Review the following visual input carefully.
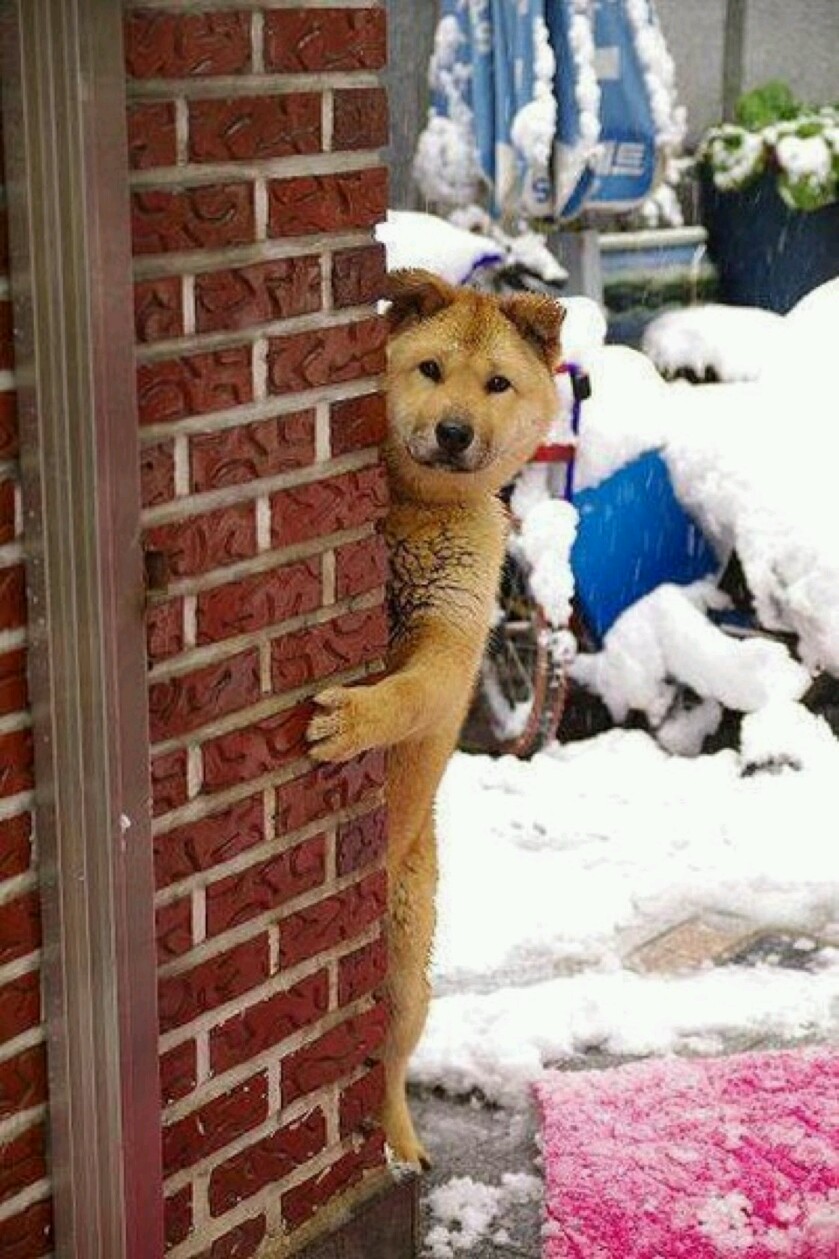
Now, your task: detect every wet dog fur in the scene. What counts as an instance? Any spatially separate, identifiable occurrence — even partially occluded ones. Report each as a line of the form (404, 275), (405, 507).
(307, 270), (564, 1166)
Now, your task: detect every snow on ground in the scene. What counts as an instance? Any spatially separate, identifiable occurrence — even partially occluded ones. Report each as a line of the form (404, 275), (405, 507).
(412, 723), (839, 1107)
(425, 1174), (542, 1257)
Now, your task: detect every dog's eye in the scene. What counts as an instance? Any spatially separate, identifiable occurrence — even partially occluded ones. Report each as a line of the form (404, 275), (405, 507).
(418, 360), (442, 383)
(486, 375), (512, 394)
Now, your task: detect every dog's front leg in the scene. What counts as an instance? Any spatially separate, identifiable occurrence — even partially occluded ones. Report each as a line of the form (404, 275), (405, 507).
(306, 628), (474, 763)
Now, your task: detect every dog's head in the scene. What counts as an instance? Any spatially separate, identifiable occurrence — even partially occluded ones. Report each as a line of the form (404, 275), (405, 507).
(384, 268), (564, 503)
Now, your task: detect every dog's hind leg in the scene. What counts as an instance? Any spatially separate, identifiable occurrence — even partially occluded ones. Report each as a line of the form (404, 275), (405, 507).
(381, 826), (437, 1169)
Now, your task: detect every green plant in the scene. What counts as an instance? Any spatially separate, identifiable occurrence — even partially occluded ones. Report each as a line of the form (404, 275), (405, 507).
(700, 81), (839, 212)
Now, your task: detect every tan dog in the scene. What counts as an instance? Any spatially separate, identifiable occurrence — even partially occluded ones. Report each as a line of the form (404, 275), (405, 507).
(307, 270), (564, 1166)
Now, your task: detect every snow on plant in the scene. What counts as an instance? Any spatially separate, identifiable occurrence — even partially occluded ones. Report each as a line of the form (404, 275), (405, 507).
(701, 83), (839, 211)
(414, 14), (483, 208)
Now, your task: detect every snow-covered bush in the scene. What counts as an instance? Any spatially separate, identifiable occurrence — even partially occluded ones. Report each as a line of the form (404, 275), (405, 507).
(700, 81), (839, 212)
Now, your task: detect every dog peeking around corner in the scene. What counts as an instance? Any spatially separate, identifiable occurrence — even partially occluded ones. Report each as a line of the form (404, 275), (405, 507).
(306, 269), (564, 1167)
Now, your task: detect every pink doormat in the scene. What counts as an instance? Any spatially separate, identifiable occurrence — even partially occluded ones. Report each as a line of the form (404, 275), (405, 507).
(535, 1048), (839, 1258)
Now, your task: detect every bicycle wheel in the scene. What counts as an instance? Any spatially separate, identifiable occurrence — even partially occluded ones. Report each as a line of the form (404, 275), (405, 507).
(461, 552), (568, 758)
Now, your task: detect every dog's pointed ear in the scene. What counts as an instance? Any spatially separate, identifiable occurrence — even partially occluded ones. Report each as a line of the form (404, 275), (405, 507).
(500, 294), (565, 367)
(384, 268), (458, 335)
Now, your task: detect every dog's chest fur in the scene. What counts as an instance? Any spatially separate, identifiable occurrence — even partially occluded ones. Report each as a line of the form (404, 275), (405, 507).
(384, 504), (506, 646)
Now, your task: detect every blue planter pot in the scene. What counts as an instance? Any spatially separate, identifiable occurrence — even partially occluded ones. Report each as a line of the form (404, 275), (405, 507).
(702, 171), (839, 313)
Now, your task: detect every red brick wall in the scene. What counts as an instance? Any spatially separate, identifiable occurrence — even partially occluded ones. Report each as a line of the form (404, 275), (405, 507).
(0, 111), (54, 1258)
(126, 4), (392, 1254)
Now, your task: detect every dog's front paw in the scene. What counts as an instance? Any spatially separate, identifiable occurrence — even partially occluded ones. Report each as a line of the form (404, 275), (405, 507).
(306, 686), (371, 763)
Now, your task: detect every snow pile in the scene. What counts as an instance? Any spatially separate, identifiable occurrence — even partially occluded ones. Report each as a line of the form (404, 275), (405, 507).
(572, 344), (671, 489)
(572, 581), (810, 754)
(425, 1174), (541, 1257)
(511, 486), (578, 629)
(642, 304), (787, 383)
(375, 211), (503, 286)
(449, 204), (567, 284)
(571, 280), (839, 676)
(411, 727), (839, 1104)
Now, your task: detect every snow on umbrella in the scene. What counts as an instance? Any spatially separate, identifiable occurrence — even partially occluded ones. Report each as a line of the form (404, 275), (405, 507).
(415, 0), (686, 224)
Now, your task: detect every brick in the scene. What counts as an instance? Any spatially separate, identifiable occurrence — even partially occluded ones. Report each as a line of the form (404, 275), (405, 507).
(0, 564), (26, 631)
(332, 244), (387, 310)
(0, 648), (28, 717)
(158, 934), (270, 1034)
(160, 1038), (197, 1106)
(127, 101), (177, 171)
(271, 609), (386, 692)
(333, 88), (389, 152)
(339, 1062), (385, 1137)
(137, 345), (252, 426)
(163, 1072), (268, 1177)
(145, 502), (256, 579)
(190, 410), (315, 492)
(149, 648), (260, 744)
(0, 1197), (53, 1259)
(282, 1003), (388, 1105)
(196, 557), (321, 645)
(134, 276), (183, 344)
(0, 727), (34, 799)
(274, 751), (385, 835)
(189, 95), (321, 164)
(264, 9), (387, 73)
(335, 533), (388, 600)
(209, 968), (328, 1075)
(0, 1121), (46, 1207)
(271, 464), (387, 548)
(0, 813), (32, 882)
(209, 1216), (266, 1259)
(154, 795), (264, 890)
(0, 970), (40, 1047)
(0, 1045), (47, 1121)
(281, 1130), (384, 1232)
(164, 1187), (192, 1249)
(125, 12), (251, 80)
(202, 702), (312, 794)
(336, 808), (386, 878)
(267, 168), (387, 239)
(132, 184), (255, 257)
(330, 392), (386, 458)
(0, 890), (40, 967)
(151, 747), (188, 817)
(147, 599), (183, 664)
(195, 257), (320, 335)
(279, 869), (387, 970)
(0, 394), (18, 464)
(209, 1109), (327, 1217)
(338, 934), (387, 1007)
(267, 318), (386, 396)
(206, 833), (326, 938)
(156, 896), (192, 964)
(0, 298), (13, 372)
(0, 477), (15, 545)
(140, 440), (175, 508)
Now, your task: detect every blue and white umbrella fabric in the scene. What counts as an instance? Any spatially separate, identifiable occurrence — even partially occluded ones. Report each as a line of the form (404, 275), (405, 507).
(414, 0), (686, 223)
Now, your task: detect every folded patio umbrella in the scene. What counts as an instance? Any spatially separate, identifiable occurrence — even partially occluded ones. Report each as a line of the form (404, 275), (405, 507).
(415, 0), (686, 223)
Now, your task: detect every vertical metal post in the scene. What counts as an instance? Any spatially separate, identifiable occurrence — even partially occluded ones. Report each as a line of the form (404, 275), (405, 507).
(1, 1), (164, 1256)
(722, 0), (748, 120)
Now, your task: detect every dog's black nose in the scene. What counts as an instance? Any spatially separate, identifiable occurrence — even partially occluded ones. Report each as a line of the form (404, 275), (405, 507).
(435, 419), (474, 455)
